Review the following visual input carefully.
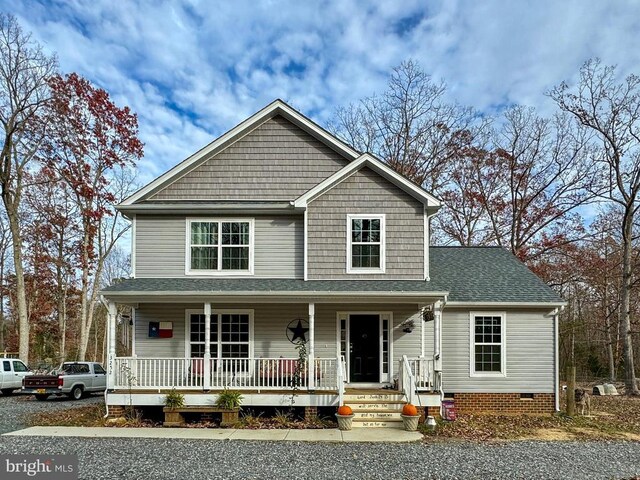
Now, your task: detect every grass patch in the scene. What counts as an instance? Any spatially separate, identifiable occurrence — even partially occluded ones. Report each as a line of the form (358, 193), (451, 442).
(28, 404), (107, 428)
(421, 394), (640, 442)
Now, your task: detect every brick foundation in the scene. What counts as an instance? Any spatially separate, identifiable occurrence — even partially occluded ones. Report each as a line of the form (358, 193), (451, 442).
(107, 405), (126, 419)
(447, 393), (555, 415)
(304, 406), (317, 420)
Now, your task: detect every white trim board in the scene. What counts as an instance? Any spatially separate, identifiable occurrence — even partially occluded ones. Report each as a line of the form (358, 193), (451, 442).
(120, 100), (360, 206)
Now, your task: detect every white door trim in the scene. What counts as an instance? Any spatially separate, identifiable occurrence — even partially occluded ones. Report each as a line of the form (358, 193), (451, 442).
(336, 311), (393, 385)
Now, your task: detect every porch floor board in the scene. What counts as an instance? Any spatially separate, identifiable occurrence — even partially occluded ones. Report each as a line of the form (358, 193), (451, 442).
(112, 389), (339, 395)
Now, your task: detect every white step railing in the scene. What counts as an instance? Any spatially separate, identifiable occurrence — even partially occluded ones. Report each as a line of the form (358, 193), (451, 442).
(336, 355), (347, 405)
(400, 355), (417, 405)
(401, 356), (442, 393)
(113, 357), (337, 391)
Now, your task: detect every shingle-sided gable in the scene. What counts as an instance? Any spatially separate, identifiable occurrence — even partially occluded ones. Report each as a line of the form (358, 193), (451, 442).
(148, 116), (350, 201)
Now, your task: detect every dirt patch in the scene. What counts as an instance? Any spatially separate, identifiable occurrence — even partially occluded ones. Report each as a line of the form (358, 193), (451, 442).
(528, 428), (576, 441)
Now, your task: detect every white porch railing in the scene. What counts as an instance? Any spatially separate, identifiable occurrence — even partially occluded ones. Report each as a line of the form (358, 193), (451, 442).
(400, 355), (441, 404)
(113, 357), (338, 391)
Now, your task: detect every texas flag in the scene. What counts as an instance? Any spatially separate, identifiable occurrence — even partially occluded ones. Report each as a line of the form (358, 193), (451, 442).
(149, 321), (173, 338)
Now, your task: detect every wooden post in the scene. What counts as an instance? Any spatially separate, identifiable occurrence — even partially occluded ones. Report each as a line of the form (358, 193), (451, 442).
(433, 301), (442, 371)
(308, 302), (315, 390)
(566, 365), (576, 416)
(203, 302), (211, 391)
(106, 300), (117, 389)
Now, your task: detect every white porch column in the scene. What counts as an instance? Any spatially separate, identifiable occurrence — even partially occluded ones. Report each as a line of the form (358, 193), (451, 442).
(308, 303), (315, 390)
(107, 300), (117, 389)
(203, 302), (212, 391)
(434, 300), (443, 372)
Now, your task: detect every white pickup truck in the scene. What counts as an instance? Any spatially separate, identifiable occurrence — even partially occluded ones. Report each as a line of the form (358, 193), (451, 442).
(22, 361), (107, 400)
(0, 358), (33, 395)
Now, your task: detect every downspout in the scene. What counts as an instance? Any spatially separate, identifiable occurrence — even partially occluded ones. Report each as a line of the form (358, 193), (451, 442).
(552, 306), (563, 412)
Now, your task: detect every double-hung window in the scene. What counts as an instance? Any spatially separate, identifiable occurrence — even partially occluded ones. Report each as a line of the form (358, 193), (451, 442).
(470, 312), (506, 376)
(188, 310), (253, 362)
(347, 214), (385, 273)
(187, 219), (253, 274)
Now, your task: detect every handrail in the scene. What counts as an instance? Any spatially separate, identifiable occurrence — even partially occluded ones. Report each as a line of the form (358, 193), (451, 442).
(401, 355), (416, 405)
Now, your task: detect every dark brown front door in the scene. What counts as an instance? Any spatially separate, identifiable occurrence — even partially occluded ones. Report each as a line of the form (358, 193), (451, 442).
(349, 314), (380, 383)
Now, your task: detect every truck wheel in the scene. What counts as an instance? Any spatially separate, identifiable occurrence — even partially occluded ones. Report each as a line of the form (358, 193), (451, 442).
(1, 388), (14, 396)
(35, 394), (49, 401)
(69, 385), (83, 400)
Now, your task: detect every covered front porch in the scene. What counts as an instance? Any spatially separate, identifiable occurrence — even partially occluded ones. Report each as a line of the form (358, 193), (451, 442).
(101, 280), (447, 408)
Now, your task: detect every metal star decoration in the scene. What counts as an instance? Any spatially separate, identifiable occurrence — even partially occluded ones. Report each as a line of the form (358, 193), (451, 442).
(287, 319), (309, 344)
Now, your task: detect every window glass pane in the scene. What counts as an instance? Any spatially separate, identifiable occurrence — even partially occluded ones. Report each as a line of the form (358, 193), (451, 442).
(351, 217), (382, 269)
(221, 222), (250, 246)
(191, 344), (204, 358)
(3, 360), (10, 371)
(221, 247), (249, 270)
(210, 314), (218, 342)
(191, 246), (218, 270)
(191, 222), (218, 245)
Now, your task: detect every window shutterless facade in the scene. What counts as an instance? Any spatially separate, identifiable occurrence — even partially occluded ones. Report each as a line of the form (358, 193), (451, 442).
(186, 219), (254, 275)
(346, 214), (385, 273)
(470, 312), (506, 377)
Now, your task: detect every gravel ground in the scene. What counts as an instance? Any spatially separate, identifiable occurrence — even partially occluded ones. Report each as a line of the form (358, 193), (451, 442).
(1, 395), (639, 479)
(0, 436), (638, 480)
(0, 393), (103, 434)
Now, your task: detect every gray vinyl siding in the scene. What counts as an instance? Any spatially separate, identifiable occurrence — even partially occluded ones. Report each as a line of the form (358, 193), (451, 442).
(307, 167), (425, 280)
(135, 303), (194, 357)
(148, 116), (349, 201)
(135, 214), (303, 278)
(441, 308), (554, 393)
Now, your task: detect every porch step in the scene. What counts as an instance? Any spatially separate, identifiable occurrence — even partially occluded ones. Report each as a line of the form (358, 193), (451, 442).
(346, 401), (405, 410)
(342, 391), (408, 428)
(343, 393), (404, 402)
(353, 410), (403, 420)
(351, 418), (403, 428)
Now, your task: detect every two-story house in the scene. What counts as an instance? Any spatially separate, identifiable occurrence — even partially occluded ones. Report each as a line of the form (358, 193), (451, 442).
(101, 100), (564, 427)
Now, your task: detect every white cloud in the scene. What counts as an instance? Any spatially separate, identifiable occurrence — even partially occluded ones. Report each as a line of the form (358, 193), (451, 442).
(3, 0), (639, 185)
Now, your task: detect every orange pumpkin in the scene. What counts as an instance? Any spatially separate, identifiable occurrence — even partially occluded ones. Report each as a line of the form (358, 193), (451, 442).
(402, 403), (418, 416)
(337, 405), (353, 416)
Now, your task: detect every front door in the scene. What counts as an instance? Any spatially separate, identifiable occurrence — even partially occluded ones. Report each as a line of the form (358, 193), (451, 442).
(349, 314), (380, 383)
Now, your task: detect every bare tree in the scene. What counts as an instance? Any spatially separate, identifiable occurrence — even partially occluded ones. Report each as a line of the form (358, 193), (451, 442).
(330, 60), (475, 193)
(0, 15), (57, 361)
(550, 58), (640, 395)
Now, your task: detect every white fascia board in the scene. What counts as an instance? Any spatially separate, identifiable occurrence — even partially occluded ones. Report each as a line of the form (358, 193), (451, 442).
(446, 301), (567, 308)
(120, 100), (360, 206)
(294, 154), (442, 208)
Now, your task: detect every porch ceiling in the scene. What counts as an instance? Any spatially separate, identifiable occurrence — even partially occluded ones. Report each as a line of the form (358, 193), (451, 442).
(100, 278), (448, 304)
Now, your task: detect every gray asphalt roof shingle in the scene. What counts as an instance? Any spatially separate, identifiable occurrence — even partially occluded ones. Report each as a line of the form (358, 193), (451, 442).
(103, 247), (563, 304)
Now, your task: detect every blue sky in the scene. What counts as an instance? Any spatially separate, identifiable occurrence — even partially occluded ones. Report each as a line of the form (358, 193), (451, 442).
(5, 0), (640, 186)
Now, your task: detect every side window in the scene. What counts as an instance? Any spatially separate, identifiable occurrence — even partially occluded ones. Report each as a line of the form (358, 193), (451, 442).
(78, 364), (90, 374)
(13, 361), (28, 372)
(3, 360), (10, 372)
(471, 312), (506, 377)
(93, 364), (106, 374)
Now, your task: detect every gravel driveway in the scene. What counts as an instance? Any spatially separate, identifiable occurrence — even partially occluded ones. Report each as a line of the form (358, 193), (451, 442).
(1, 395), (639, 479)
(0, 393), (103, 434)
(0, 435), (638, 480)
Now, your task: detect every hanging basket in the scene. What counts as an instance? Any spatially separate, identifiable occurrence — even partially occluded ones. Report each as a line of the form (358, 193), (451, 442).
(401, 414), (421, 431)
(335, 413), (355, 431)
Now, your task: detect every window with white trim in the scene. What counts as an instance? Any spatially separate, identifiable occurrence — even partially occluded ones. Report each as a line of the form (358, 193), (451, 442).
(189, 312), (251, 359)
(471, 313), (505, 376)
(187, 219), (253, 274)
(347, 214), (385, 273)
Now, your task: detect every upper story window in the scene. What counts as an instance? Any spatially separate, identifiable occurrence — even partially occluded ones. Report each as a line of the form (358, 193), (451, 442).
(187, 219), (254, 275)
(346, 214), (385, 274)
(470, 312), (506, 377)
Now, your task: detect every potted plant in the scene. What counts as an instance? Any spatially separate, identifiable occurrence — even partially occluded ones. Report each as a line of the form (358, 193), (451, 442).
(335, 405), (354, 431)
(216, 389), (243, 427)
(163, 388), (185, 425)
(400, 403), (421, 431)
